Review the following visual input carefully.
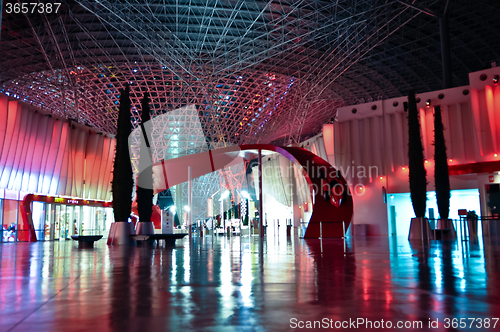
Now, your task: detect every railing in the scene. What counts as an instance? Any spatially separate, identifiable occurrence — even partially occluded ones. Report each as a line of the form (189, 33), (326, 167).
(318, 221), (346, 239)
(427, 216), (500, 241)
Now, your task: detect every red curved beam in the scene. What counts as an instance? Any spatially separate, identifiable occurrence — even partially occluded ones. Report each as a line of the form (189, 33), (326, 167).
(151, 144), (353, 238)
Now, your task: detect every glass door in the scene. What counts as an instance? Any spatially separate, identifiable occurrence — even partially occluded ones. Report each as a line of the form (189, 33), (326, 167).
(45, 203), (56, 240)
(62, 205), (70, 240)
(71, 206), (82, 236)
(32, 202), (46, 241)
(55, 205), (70, 240)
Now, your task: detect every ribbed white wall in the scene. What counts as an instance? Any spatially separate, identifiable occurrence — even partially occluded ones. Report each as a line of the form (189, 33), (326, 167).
(328, 67), (500, 186)
(329, 83), (483, 185)
(0, 96), (114, 200)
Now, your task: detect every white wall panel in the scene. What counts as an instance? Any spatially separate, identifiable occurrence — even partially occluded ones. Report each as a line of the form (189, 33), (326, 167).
(41, 119), (63, 194)
(84, 133), (100, 199)
(394, 112), (406, 168)
(0, 96), (115, 202)
(36, 117), (54, 193)
(0, 97), (8, 159)
(21, 112), (41, 191)
(102, 139), (116, 201)
(96, 136), (111, 200)
(440, 105), (453, 159)
(11, 107), (33, 191)
(89, 134), (105, 199)
(28, 115), (49, 193)
(57, 131), (70, 196)
(73, 130), (88, 197)
(0, 101), (21, 188)
(50, 122), (69, 196)
(371, 116), (383, 176)
(64, 126), (79, 196)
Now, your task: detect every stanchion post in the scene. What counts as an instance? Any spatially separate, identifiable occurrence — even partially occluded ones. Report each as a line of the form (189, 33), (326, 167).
(188, 166), (192, 239)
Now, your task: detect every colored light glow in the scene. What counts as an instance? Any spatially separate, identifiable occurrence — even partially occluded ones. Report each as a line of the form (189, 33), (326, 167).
(402, 167), (406, 170)
(495, 154), (498, 157)
(425, 160), (428, 163)
(379, 176), (383, 180)
(449, 159), (453, 162)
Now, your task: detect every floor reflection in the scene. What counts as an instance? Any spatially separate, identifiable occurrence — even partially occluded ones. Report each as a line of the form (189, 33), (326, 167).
(1, 234), (500, 331)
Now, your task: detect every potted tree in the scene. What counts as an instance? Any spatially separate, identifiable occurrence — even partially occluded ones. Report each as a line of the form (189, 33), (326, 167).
(407, 90), (431, 240)
(433, 105), (456, 239)
(108, 84), (135, 245)
(136, 92), (155, 235)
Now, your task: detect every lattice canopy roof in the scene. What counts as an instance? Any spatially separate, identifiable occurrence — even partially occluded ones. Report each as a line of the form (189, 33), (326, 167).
(1, 0), (499, 145)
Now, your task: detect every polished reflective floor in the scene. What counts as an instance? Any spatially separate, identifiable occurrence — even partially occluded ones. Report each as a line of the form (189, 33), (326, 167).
(1, 234), (500, 331)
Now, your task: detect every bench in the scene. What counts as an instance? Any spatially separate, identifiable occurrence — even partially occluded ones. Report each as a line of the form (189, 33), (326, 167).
(71, 235), (103, 248)
(130, 233), (188, 246)
(432, 229), (453, 240)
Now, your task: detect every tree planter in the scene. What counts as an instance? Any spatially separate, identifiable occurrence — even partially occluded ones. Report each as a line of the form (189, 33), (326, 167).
(408, 217), (432, 240)
(107, 221), (136, 245)
(435, 218), (457, 239)
(136, 221), (155, 235)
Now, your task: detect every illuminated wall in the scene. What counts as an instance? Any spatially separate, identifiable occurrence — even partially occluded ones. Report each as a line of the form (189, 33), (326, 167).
(0, 96), (115, 201)
(329, 67), (500, 186)
(320, 67), (500, 234)
(388, 189), (480, 237)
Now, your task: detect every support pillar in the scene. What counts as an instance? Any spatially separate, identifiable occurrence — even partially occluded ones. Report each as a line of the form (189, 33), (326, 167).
(439, 14), (452, 89)
(188, 166), (192, 239)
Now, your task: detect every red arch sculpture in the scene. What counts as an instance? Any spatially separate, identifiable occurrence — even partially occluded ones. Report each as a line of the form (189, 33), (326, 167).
(151, 144), (353, 238)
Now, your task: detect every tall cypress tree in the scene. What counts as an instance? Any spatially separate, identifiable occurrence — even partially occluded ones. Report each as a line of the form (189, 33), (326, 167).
(112, 84), (134, 222)
(434, 105), (450, 219)
(407, 90), (427, 218)
(137, 92), (154, 224)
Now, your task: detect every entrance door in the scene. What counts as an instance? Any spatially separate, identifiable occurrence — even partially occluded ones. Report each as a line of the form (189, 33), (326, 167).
(72, 206), (82, 236)
(390, 205), (397, 236)
(45, 204), (56, 240)
(66, 206), (80, 237)
(32, 202), (46, 240)
(55, 205), (70, 240)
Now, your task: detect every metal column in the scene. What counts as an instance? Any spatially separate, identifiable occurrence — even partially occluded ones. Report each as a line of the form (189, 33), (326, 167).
(439, 14), (452, 89)
(188, 166), (192, 239)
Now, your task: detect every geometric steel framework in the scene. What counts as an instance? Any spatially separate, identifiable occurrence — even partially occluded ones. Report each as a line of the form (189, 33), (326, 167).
(1, 0), (498, 146)
(129, 104), (247, 221)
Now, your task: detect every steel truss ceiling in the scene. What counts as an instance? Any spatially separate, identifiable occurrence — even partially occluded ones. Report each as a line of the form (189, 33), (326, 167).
(1, 0), (499, 146)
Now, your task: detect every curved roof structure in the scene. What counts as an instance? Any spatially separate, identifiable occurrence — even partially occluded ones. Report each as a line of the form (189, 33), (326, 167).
(1, 0), (499, 145)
